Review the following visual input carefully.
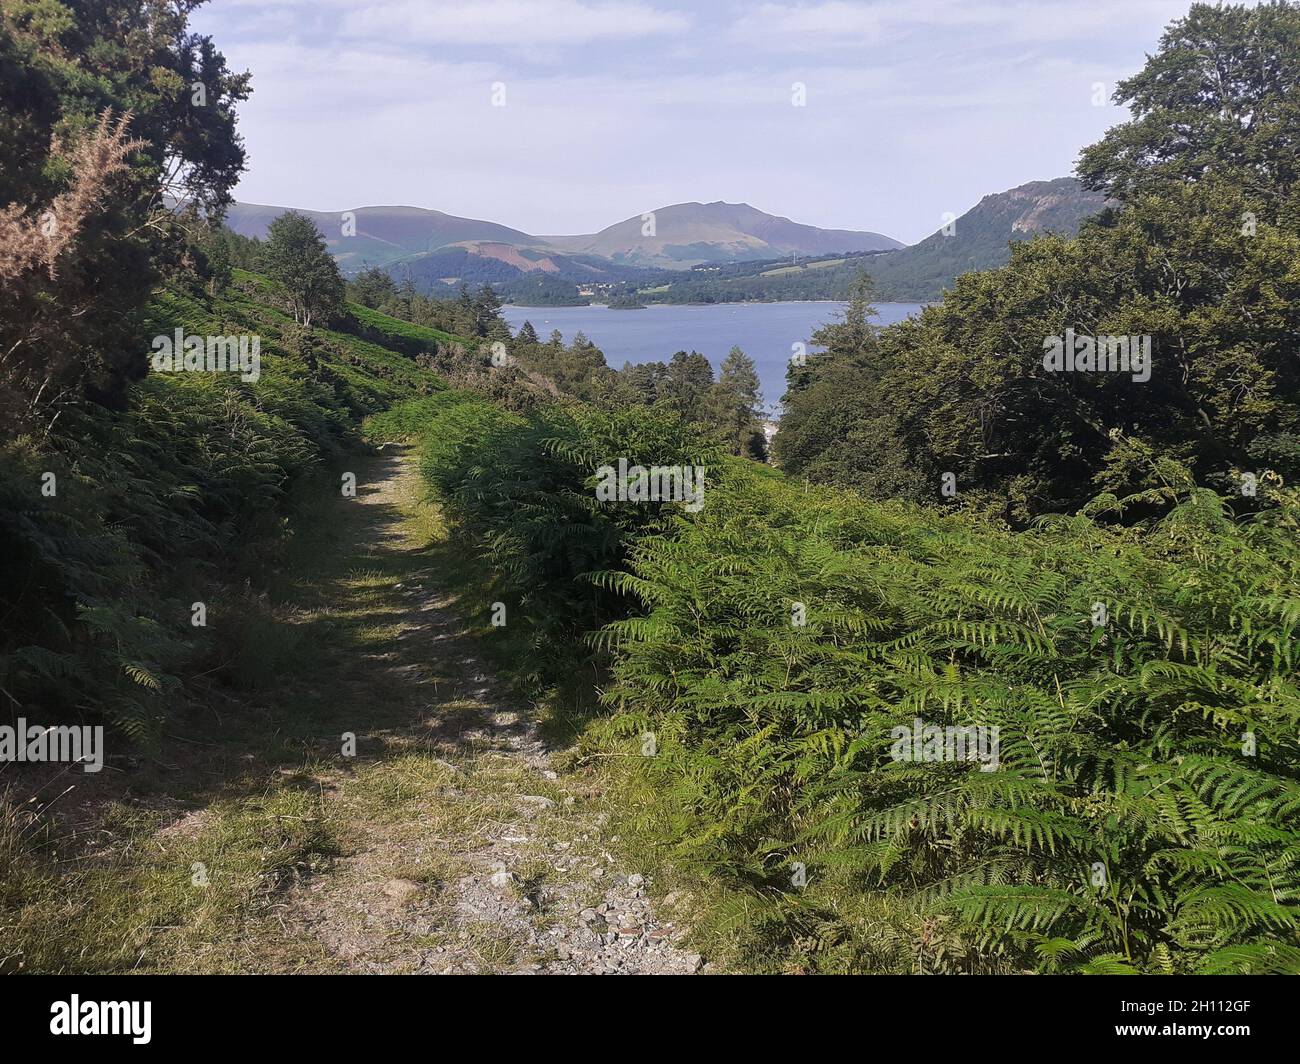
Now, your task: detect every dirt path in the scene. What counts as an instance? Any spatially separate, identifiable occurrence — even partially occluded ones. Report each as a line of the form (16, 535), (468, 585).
(7, 449), (704, 974)
(274, 451), (703, 974)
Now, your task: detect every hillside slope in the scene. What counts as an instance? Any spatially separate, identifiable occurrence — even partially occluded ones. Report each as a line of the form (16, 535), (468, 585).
(223, 203), (538, 273)
(863, 177), (1106, 300)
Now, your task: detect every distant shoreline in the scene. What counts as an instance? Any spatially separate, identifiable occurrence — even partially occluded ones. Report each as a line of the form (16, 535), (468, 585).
(501, 299), (941, 310)
(503, 299), (898, 310)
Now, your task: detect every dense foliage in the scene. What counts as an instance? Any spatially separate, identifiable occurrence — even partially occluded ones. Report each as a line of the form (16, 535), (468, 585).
(602, 464), (1300, 973)
(402, 390), (1300, 973)
(0, 274), (447, 738)
(777, 2), (1300, 523)
(347, 271), (513, 344)
(408, 396), (719, 686)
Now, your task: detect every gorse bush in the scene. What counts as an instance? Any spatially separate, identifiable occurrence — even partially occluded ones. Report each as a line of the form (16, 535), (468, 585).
(408, 392), (1300, 974)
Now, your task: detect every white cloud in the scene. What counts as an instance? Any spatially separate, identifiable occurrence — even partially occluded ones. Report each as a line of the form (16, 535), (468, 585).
(342, 0), (691, 45)
(729, 2), (885, 47)
(728, 0), (1200, 51)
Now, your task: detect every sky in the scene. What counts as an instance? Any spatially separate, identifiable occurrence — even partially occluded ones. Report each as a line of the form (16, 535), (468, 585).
(191, 0), (1216, 245)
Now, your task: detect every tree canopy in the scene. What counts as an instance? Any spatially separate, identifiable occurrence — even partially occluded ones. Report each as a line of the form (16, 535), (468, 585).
(0, 0), (250, 431)
(263, 211), (346, 329)
(778, 1), (1300, 522)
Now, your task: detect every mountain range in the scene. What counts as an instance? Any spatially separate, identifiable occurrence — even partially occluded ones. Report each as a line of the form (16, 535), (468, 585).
(637, 177), (1107, 304)
(221, 199), (902, 275)
(222, 178), (1105, 303)
(538, 201), (902, 266)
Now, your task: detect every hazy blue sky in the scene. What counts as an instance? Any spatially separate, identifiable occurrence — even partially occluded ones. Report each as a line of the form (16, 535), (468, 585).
(193, 0), (1219, 244)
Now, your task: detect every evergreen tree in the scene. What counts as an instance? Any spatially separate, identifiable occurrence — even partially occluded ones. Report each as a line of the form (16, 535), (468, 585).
(198, 226), (233, 295)
(350, 266), (398, 308)
(776, 277), (881, 481)
(708, 346), (766, 458)
(476, 283), (504, 320)
(661, 350), (716, 424)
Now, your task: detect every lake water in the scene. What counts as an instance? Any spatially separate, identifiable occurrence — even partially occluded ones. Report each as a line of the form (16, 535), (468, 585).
(500, 301), (925, 414)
